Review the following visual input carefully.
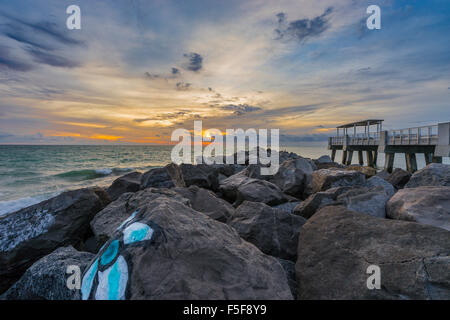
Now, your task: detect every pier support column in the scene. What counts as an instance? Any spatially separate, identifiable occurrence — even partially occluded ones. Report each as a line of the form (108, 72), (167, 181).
(366, 151), (374, 167)
(373, 151), (378, 168)
(346, 151), (354, 166)
(425, 153), (433, 165)
(384, 153), (394, 173)
(358, 151), (364, 165)
(405, 153), (418, 173)
(341, 150), (347, 165)
(331, 149), (336, 162)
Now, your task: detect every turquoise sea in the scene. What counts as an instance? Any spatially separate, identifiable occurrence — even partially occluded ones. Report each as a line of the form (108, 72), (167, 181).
(0, 144), (448, 216)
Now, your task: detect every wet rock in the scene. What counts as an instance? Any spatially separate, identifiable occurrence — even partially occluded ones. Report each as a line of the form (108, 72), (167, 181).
(405, 164), (450, 188)
(311, 169), (365, 193)
(107, 171), (142, 201)
(0, 187), (109, 294)
(1, 246), (94, 300)
(229, 201), (306, 261)
(296, 205), (450, 300)
(387, 186), (450, 231)
(141, 163), (185, 189)
(173, 185), (235, 222)
(82, 197), (293, 300)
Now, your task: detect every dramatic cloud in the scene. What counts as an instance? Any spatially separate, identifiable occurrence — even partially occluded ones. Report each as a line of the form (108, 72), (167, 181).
(0, 12), (83, 70)
(219, 104), (262, 116)
(275, 7), (333, 43)
(25, 48), (80, 68)
(182, 52), (203, 72)
(0, 45), (33, 71)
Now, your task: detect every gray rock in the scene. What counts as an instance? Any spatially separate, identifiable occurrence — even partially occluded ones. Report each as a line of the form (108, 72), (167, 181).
(235, 179), (288, 206)
(387, 186), (450, 231)
(405, 164), (450, 188)
(180, 164), (219, 191)
(376, 170), (391, 180)
(277, 258), (297, 299)
(365, 176), (395, 198)
(272, 201), (301, 214)
(82, 196), (293, 300)
(141, 163), (185, 189)
(293, 186), (352, 219)
(335, 186), (390, 218)
(296, 205), (450, 300)
(107, 171), (142, 201)
(218, 171), (251, 202)
(173, 185), (235, 222)
(316, 155), (332, 164)
(271, 158), (314, 198)
(311, 169), (365, 193)
(0, 187), (109, 294)
(1, 246), (94, 300)
(229, 201), (306, 261)
(91, 188), (189, 245)
(345, 165), (377, 178)
(386, 168), (411, 189)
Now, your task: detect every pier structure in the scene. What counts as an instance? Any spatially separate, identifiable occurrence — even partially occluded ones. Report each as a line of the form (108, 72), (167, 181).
(328, 120), (450, 173)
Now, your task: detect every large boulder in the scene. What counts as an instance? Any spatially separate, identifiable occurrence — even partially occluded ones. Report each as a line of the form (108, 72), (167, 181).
(235, 179), (288, 206)
(1, 246), (94, 300)
(91, 188), (189, 245)
(293, 186), (352, 219)
(272, 201), (301, 214)
(180, 164), (219, 191)
(81, 197), (293, 300)
(141, 163), (185, 189)
(229, 201), (306, 261)
(296, 206), (450, 300)
(316, 155), (332, 164)
(271, 158), (314, 198)
(173, 185), (235, 222)
(405, 164), (450, 188)
(335, 186), (391, 218)
(387, 186), (450, 231)
(311, 169), (365, 193)
(107, 171), (142, 201)
(386, 168), (411, 189)
(218, 171), (250, 202)
(0, 187), (109, 294)
(345, 165), (377, 178)
(365, 176), (395, 198)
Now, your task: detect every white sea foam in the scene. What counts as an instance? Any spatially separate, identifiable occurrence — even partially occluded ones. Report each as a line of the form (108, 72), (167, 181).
(0, 193), (59, 217)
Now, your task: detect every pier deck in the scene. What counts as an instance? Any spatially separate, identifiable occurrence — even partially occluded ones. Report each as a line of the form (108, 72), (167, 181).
(328, 120), (450, 173)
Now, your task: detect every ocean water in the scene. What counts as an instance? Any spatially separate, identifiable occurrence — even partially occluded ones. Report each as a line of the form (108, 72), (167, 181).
(0, 144), (448, 216)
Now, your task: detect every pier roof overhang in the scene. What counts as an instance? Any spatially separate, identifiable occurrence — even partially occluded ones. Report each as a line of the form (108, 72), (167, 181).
(336, 119), (384, 129)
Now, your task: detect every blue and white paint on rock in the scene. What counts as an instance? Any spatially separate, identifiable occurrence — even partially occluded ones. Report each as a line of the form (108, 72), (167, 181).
(81, 210), (164, 300)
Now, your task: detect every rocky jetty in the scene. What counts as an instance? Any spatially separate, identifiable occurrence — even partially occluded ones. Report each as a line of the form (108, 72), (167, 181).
(1, 150), (449, 300)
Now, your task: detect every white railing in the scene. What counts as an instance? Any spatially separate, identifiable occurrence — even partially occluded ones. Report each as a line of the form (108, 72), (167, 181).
(387, 125), (438, 145)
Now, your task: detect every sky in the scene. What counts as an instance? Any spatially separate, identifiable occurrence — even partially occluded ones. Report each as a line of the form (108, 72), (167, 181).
(0, 0), (449, 145)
